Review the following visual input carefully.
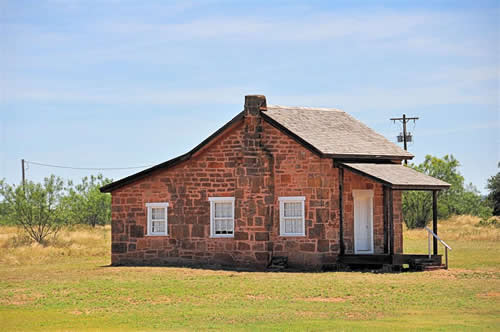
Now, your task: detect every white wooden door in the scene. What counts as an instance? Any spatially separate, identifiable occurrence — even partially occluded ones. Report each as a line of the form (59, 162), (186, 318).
(353, 190), (374, 254)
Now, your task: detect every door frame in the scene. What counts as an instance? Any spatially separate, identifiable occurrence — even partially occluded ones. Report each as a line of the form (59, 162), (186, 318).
(352, 189), (374, 254)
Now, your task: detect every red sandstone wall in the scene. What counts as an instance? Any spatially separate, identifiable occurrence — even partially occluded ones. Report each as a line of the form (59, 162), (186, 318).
(261, 121), (339, 268)
(342, 170), (384, 254)
(110, 111), (403, 268)
(111, 120), (248, 266)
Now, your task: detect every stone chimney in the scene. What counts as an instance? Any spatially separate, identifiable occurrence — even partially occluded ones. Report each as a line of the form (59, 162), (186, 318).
(244, 95), (266, 117)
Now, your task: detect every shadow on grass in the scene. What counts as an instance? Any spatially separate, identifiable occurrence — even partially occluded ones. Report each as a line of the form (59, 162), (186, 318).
(97, 262), (416, 274)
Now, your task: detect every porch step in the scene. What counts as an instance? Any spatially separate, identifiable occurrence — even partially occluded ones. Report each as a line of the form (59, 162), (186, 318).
(422, 264), (446, 271)
(413, 258), (438, 264)
(409, 257), (445, 271)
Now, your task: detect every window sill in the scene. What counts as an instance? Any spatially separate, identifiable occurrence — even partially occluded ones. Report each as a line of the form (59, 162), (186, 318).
(280, 234), (306, 237)
(146, 234), (169, 237)
(210, 235), (234, 239)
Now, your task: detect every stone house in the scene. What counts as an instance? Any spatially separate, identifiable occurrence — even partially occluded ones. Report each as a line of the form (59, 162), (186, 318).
(101, 95), (450, 270)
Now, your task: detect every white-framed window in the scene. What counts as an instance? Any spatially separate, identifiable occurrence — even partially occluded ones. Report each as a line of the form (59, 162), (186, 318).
(209, 197), (235, 238)
(279, 196), (306, 236)
(146, 202), (169, 236)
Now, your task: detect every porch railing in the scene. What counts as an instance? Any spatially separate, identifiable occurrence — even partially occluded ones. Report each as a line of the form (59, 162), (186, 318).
(424, 226), (452, 269)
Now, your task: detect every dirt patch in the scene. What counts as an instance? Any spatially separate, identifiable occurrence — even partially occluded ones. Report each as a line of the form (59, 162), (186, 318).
(0, 293), (40, 306)
(69, 309), (92, 315)
(295, 311), (330, 318)
(454, 270), (500, 280)
(246, 294), (272, 301)
(477, 292), (500, 298)
(423, 269), (457, 280)
(298, 297), (347, 303)
(150, 296), (173, 304)
(125, 297), (141, 305)
(0, 288), (42, 306)
(120, 295), (175, 305)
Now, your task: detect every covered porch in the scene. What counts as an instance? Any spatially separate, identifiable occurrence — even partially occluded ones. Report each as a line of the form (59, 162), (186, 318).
(336, 162), (451, 271)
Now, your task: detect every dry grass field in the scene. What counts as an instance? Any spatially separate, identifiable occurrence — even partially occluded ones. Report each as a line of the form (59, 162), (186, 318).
(0, 216), (499, 331)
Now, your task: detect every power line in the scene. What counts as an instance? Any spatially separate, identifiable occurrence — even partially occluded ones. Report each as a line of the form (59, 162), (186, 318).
(24, 160), (153, 171)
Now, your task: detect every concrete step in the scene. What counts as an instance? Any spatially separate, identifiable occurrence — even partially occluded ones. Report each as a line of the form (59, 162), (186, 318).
(413, 258), (439, 264)
(422, 264), (446, 271)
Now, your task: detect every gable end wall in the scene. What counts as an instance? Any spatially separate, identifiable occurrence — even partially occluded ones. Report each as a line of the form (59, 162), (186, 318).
(110, 114), (403, 269)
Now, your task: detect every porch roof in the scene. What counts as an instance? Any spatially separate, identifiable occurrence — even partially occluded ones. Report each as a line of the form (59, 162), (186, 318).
(339, 163), (451, 190)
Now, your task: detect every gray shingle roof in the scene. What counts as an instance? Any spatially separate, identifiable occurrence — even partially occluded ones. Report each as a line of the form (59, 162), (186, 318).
(262, 105), (413, 159)
(341, 163), (451, 190)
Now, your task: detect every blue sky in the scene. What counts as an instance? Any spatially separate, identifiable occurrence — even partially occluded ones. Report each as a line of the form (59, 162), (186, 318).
(1, 0), (499, 193)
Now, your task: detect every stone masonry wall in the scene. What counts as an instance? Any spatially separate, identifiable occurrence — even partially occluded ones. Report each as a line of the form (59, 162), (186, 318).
(110, 97), (403, 268)
(342, 170), (403, 255)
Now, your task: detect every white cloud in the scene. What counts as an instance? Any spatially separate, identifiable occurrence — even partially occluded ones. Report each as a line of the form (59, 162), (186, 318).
(416, 122), (500, 137)
(0, 84), (246, 105)
(271, 83), (498, 111)
(1, 6), (497, 111)
(1, 77), (496, 111)
(2, 7), (495, 68)
(86, 10), (493, 58)
(98, 12), (441, 42)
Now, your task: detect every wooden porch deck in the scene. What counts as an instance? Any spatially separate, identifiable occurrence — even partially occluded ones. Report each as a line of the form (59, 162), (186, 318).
(338, 254), (443, 270)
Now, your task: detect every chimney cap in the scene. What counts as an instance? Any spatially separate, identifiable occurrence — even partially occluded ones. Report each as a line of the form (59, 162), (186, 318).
(245, 95), (266, 103)
(244, 95), (267, 116)
(245, 94), (266, 98)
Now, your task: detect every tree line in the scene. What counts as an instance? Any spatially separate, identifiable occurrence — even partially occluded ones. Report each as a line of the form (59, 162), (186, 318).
(403, 155), (499, 228)
(0, 174), (112, 244)
(0, 155), (499, 243)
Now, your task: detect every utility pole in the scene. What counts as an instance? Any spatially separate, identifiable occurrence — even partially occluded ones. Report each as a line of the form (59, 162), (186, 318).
(390, 114), (419, 165)
(21, 159), (25, 190)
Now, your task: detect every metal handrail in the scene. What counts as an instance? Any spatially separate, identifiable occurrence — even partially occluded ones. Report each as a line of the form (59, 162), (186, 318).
(424, 227), (452, 250)
(424, 226), (452, 269)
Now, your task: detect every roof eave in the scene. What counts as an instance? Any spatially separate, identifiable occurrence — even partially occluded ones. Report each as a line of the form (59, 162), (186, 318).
(337, 163), (450, 191)
(391, 184), (451, 191)
(329, 153), (414, 161)
(100, 153), (190, 193)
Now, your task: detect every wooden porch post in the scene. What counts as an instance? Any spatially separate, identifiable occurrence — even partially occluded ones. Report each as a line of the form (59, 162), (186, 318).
(383, 186), (389, 254)
(339, 167), (345, 255)
(433, 190), (438, 255)
(389, 188), (394, 255)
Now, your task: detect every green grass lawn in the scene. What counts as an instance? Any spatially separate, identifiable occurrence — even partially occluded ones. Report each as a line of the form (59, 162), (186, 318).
(0, 217), (499, 331)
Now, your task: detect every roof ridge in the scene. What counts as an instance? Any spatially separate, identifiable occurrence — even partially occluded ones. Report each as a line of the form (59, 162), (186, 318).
(266, 104), (344, 112)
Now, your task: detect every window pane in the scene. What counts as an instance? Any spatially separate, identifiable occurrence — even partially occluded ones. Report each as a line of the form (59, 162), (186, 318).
(152, 207), (165, 220)
(283, 218), (303, 234)
(152, 220), (165, 233)
(290, 219), (296, 233)
(284, 202), (302, 217)
(214, 218), (233, 234)
(215, 202), (233, 218)
(293, 218), (302, 233)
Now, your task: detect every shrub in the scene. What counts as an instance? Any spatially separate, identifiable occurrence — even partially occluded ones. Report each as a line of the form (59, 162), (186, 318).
(403, 155), (492, 228)
(64, 174), (112, 227)
(476, 217), (500, 228)
(0, 176), (67, 244)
